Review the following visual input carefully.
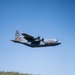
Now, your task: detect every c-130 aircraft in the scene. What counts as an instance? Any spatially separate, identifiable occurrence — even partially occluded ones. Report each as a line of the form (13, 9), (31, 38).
(11, 30), (61, 48)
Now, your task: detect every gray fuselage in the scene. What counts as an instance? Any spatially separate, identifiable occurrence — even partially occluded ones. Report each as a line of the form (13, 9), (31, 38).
(14, 39), (61, 47)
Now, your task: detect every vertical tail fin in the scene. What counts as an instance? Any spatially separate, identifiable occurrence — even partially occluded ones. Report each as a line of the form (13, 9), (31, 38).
(15, 30), (22, 41)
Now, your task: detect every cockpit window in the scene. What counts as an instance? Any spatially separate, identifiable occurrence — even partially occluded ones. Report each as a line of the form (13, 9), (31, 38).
(54, 39), (58, 42)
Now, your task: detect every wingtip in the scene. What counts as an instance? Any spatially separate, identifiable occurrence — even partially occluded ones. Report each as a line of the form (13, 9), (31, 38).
(21, 33), (24, 35)
(11, 40), (14, 42)
(21, 33), (26, 35)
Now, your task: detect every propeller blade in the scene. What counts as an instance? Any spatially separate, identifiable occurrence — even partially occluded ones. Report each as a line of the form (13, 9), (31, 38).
(38, 36), (40, 39)
(41, 38), (44, 41)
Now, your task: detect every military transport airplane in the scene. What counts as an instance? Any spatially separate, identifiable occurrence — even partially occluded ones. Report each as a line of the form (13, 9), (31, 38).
(11, 30), (61, 48)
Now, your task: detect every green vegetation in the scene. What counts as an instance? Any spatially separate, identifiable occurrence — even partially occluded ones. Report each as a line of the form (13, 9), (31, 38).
(0, 71), (33, 75)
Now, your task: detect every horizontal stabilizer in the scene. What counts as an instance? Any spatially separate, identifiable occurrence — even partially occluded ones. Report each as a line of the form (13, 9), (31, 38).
(11, 40), (20, 43)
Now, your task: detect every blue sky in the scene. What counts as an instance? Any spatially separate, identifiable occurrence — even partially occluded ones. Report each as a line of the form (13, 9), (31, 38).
(0, 0), (75, 75)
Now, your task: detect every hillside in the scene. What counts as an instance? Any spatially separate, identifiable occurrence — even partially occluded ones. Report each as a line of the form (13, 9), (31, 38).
(0, 71), (33, 75)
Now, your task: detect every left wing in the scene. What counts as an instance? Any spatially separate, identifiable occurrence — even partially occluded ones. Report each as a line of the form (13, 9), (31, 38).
(22, 33), (35, 41)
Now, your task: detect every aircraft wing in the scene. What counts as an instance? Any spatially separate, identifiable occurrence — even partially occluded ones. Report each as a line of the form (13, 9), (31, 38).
(22, 33), (34, 41)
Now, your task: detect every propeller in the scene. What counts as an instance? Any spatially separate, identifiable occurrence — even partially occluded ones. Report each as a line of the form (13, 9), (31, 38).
(41, 38), (44, 42)
(36, 36), (44, 42)
(37, 36), (40, 39)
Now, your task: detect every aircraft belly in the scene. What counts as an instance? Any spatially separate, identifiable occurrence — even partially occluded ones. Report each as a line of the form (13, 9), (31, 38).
(30, 42), (47, 47)
(22, 41), (58, 47)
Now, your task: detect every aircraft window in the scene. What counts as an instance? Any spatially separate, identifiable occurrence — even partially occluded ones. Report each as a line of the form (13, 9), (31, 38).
(54, 39), (57, 41)
(56, 40), (58, 42)
(54, 39), (58, 42)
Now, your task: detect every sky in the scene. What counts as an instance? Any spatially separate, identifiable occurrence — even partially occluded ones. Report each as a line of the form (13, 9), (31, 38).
(0, 0), (75, 75)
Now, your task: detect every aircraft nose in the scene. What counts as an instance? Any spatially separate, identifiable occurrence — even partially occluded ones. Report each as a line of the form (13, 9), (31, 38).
(58, 41), (61, 45)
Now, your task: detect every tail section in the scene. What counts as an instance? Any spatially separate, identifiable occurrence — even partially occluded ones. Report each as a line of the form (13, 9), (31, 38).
(15, 30), (22, 41)
(11, 30), (22, 43)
